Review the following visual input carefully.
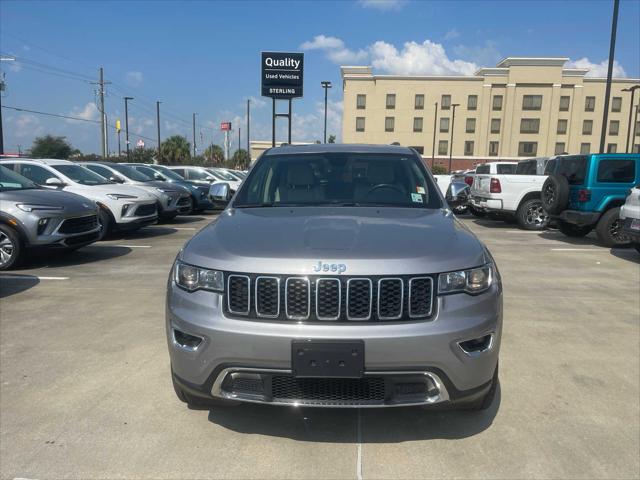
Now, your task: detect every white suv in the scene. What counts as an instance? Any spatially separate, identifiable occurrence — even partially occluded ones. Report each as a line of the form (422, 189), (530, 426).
(620, 185), (640, 253)
(0, 159), (158, 236)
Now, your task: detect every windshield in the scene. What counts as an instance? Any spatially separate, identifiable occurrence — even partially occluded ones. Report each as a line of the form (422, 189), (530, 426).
(109, 163), (154, 182)
(233, 153), (442, 209)
(216, 169), (239, 181)
(0, 165), (39, 191)
(151, 165), (184, 181)
(52, 164), (111, 185)
(204, 169), (226, 180)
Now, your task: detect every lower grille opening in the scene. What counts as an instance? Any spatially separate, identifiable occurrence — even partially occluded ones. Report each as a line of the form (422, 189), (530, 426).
(173, 329), (203, 351)
(459, 334), (493, 355)
(271, 376), (385, 405)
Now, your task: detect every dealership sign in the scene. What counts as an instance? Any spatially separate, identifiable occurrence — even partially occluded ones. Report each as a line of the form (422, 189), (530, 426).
(220, 122), (232, 131)
(261, 52), (304, 99)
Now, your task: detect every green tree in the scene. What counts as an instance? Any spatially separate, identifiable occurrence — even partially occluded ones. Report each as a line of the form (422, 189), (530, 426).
(229, 149), (251, 170)
(29, 135), (75, 159)
(128, 147), (157, 164)
(431, 164), (448, 175)
(160, 136), (191, 165)
(203, 144), (225, 166)
(328, 135), (336, 144)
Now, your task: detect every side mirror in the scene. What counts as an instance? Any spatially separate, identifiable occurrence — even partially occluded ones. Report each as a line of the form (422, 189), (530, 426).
(45, 177), (65, 188)
(109, 176), (125, 184)
(209, 182), (231, 207)
(445, 181), (470, 209)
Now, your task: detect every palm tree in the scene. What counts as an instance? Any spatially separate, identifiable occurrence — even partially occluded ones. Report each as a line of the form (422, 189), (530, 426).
(160, 136), (191, 165)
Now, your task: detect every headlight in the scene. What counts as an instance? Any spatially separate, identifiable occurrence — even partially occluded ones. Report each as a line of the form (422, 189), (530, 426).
(106, 193), (137, 200)
(438, 264), (493, 295)
(16, 204), (64, 212)
(174, 260), (224, 292)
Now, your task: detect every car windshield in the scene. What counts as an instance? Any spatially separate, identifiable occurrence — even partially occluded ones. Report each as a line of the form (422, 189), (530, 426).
(204, 169), (226, 180)
(109, 163), (154, 182)
(52, 164), (111, 185)
(234, 152), (442, 209)
(0, 165), (40, 191)
(216, 169), (239, 181)
(151, 166), (184, 181)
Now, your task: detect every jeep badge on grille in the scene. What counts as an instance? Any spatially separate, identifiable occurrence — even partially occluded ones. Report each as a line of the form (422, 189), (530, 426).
(313, 261), (347, 274)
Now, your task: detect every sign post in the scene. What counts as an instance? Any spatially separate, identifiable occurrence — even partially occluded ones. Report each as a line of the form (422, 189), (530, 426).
(261, 51), (304, 147)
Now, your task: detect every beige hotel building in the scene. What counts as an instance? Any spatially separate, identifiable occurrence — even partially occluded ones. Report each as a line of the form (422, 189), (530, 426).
(341, 58), (640, 169)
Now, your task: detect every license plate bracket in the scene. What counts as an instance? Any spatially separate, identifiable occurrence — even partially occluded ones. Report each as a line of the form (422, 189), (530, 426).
(292, 340), (364, 378)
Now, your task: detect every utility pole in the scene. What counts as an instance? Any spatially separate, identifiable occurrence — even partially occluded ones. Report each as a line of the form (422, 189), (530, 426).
(321, 81), (332, 143)
(124, 97), (133, 160)
(599, 0), (620, 153)
(156, 101), (162, 164)
(449, 103), (460, 173)
(192, 113), (197, 157)
(93, 67), (111, 158)
(247, 99), (250, 158)
(0, 56), (16, 155)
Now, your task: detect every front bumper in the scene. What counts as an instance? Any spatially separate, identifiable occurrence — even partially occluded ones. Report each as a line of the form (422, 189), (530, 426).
(553, 209), (601, 227)
(166, 282), (502, 407)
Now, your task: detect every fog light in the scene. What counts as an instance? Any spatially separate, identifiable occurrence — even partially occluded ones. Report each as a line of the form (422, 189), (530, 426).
(458, 334), (493, 355)
(173, 329), (203, 351)
(37, 218), (50, 235)
(121, 204), (132, 217)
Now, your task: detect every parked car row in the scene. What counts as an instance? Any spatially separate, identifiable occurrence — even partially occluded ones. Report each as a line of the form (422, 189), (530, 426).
(451, 153), (640, 250)
(0, 159), (247, 270)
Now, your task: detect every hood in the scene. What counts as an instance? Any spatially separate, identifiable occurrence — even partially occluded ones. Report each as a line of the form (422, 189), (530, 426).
(65, 183), (156, 201)
(182, 207), (488, 276)
(0, 188), (97, 216)
(146, 180), (189, 193)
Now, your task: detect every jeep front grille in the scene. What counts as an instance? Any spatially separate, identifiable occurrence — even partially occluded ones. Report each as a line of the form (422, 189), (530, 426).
(224, 273), (434, 323)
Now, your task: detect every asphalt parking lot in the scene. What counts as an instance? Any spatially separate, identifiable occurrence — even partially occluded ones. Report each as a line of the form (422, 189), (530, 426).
(1, 213), (638, 480)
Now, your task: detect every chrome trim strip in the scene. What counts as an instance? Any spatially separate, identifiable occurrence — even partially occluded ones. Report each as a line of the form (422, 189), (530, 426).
(227, 274), (250, 315)
(255, 276), (280, 318)
(346, 278), (373, 321)
(315, 278), (341, 321)
(377, 278), (404, 320)
(211, 367), (450, 407)
(285, 277), (311, 320)
(408, 276), (434, 318)
(170, 327), (205, 353)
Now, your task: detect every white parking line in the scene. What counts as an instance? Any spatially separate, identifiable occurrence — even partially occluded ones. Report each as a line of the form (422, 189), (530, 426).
(356, 409), (363, 480)
(171, 227), (196, 231)
(0, 275), (69, 280)
(110, 245), (152, 248)
(551, 248), (604, 251)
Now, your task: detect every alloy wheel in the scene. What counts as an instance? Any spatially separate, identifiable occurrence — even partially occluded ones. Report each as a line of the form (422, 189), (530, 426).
(0, 232), (15, 267)
(609, 218), (629, 243)
(525, 202), (549, 226)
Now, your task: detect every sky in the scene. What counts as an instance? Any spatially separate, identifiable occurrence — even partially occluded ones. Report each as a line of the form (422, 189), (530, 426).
(1, 0), (639, 155)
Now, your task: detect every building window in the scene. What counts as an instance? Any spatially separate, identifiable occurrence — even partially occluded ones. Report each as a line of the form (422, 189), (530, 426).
(518, 142), (538, 157)
(386, 94), (396, 109)
(439, 117), (450, 133)
(356, 117), (365, 132)
(582, 120), (593, 135)
(413, 117), (423, 132)
(410, 146), (424, 154)
(415, 94), (424, 110)
(492, 95), (503, 111)
(555, 142), (566, 155)
(580, 143), (591, 154)
(606, 143), (617, 153)
(490, 118), (501, 134)
(559, 96), (570, 112)
(557, 119), (568, 134)
(466, 118), (476, 133)
(522, 95), (543, 111)
(585, 96), (596, 112)
(441, 95), (451, 110)
(489, 141), (499, 156)
(611, 97), (622, 112)
(520, 118), (540, 134)
(609, 120), (619, 136)
(467, 95), (478, 110)
(464, 141), (474, 156)
(356, 94), (366, 109)
(385, 116), (395, 132)
(438, 140), (448, 155)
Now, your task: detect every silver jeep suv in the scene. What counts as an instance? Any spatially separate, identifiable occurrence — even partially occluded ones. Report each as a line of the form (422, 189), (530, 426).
(167, 144), (502, 410)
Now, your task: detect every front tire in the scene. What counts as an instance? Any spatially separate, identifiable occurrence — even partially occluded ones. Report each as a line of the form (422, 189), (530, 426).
(97, 208), (111, 240)
(516, 198), (549, 231)
(558, 221), (592, 238)
(0, 225), (21, 271)
(595, 207), (630, 248)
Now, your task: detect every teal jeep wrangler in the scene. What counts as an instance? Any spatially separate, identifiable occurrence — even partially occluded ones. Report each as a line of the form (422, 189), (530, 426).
(541, 154), (640, 247)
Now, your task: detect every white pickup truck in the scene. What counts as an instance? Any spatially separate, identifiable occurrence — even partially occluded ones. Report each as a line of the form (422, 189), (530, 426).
(470, 158), (550, 230)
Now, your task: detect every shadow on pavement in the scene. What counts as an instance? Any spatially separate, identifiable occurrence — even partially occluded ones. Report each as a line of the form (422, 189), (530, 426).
(107, 226), (177, 240)
(0, 274), (40, 298)
(536, 230), (599, 246)
(469, 218), (513, 229)
(609, 246), (640, 264)
(17, 245), (132, 269)
(165, 216), (206, 224)
(207, 384), (500, 443)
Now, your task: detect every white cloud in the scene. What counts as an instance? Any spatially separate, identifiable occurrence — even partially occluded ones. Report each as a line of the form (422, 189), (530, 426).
(248, 96), (267, 109)
(14, 114), (43, 138)
(9, 62), (22, 73)
(125, 71), (144, 86)
(566, 57), (627, 78)
(370, 40), (477, 75)
(358, 0), (407, 11)
(300, 35), (368, 64)
(452, 40), (501, 68)
(443, 29), (460, 41)
(69, 103), (100, 122)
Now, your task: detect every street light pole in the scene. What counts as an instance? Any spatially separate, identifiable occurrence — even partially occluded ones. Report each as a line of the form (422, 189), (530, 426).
(622, 85), (639, 153)
(599, 0), (620, 153)
(192, 113), (197, 158)
(156, 101), (162, 164)
(321, 81), (332, 143)
(124, 97), (133, 160)
(448, 103), (460, 173)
